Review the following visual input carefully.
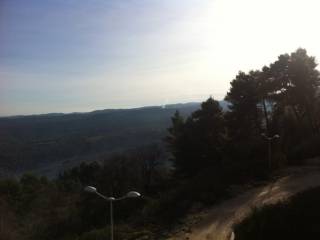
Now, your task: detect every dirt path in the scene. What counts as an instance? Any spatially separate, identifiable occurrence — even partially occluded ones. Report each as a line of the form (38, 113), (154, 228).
(169, 166), (320, 240)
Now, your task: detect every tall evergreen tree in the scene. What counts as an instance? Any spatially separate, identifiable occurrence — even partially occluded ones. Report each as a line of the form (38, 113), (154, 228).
(166, 110), (186, 175)
(166, 98), (225, 177)
(225, 71), (263, 139)
(269, 48), (320, 134)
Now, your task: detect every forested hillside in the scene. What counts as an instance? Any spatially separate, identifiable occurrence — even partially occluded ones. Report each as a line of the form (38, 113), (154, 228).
(0, 103), (204, 177)
(0, 48), (319, 240)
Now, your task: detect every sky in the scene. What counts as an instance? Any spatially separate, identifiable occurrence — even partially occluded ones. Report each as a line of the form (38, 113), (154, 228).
(1, 0), (320, 116)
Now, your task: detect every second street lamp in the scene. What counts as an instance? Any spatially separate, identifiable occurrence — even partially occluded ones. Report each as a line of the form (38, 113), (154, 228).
(84, 186), (141, 240)
(261, 133), (280, 170)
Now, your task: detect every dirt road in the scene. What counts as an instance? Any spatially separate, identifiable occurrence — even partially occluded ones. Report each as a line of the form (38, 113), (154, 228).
(169, 165), (320, 240)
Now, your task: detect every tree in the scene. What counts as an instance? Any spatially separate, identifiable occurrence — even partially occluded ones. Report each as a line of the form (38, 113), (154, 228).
(166, 98), (226, 177)
(224, 71), (270, 178)
(269, 49), (320, 134)
(225, 71), (263, 139)
(0, 199), (20, 240)
(166, 110), (186, 175)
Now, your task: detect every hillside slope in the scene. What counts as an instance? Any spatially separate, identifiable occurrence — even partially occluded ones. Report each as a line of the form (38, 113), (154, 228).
(169, 163), (320, 240)
(0, 103), (203, 177)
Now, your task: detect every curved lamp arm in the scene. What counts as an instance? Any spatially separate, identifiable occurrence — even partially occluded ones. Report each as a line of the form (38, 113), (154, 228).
(84, 186), (141, 201)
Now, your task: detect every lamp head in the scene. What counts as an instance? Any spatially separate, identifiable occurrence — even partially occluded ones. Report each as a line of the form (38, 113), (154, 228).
(273, 134), (280, 139)
(84, 186), (97, 193)
(126, 191), (141, 198)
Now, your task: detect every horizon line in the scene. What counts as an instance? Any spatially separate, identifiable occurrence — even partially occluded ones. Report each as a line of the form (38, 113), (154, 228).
(1, 101), (226, 119)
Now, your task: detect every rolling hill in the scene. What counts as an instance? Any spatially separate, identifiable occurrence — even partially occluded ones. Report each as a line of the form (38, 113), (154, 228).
(0, 101), (229, 178)
(0, 103), (207, 177)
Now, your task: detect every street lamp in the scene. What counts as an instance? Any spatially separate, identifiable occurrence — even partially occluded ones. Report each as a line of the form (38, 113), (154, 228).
(84, 186), (141, 240)
(261, 133), (280, 170)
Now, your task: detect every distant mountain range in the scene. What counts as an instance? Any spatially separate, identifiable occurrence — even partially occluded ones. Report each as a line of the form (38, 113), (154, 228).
(0, 101), (228, 178)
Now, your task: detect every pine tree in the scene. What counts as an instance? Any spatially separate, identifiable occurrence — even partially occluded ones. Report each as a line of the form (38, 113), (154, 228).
(166, 98), (226, 177)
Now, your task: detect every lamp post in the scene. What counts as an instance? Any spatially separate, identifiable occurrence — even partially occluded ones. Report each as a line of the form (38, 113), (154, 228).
(261, 133), (280, 170)
(84, 186), (141, 240)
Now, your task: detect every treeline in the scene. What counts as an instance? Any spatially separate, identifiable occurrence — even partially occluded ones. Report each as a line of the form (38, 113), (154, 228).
(0, 48), (319, 240)
(0, 103), (199, 176)
(0, 145), (171, 240)
(168, 48), (320, 182)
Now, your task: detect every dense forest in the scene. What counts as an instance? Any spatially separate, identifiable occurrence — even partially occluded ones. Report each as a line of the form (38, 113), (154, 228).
(0, 48), (319, 239)
(0, 103), (203, 177)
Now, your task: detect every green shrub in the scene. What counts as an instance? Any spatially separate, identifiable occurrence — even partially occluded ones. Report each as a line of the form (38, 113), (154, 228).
(234, 187), (320, 240)
(77, 226), (154, 240)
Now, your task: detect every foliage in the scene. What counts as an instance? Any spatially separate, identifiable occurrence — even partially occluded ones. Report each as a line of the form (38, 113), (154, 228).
(166, 97), (226, 177)
(0, 104), (200, 177)
(0, 48), (320, 239)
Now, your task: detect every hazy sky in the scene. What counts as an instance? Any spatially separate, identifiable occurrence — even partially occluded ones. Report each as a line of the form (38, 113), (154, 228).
(1, 0), (320, 116)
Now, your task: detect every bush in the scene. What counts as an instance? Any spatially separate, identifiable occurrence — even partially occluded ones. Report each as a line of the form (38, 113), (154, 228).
(288, 135), (320, 164)
(234, 187), (320, 240)
(77, 226), (154, 240)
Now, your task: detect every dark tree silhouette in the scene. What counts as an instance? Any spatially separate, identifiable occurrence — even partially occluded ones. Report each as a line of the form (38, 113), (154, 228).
(166, 98), (225, 177)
